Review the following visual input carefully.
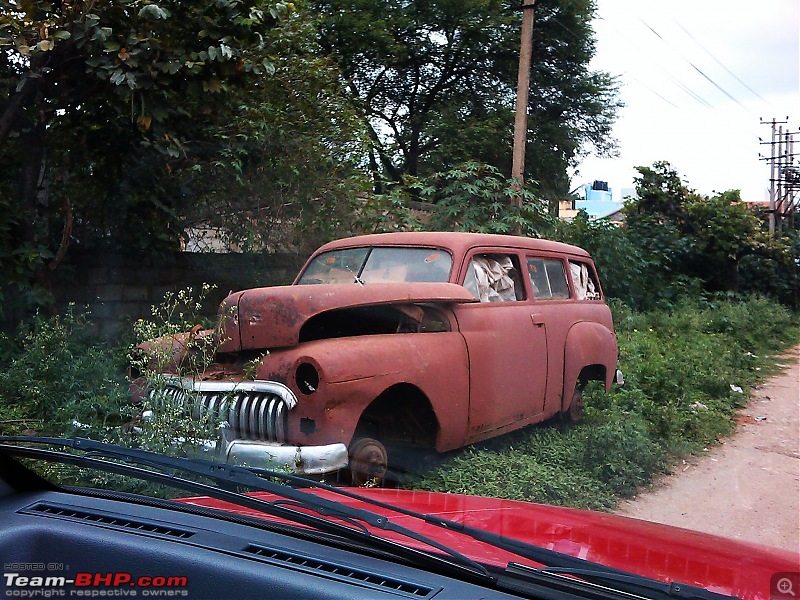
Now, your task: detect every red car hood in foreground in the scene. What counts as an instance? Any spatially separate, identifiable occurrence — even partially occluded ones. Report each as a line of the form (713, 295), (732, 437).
(179, 488), (798, 600)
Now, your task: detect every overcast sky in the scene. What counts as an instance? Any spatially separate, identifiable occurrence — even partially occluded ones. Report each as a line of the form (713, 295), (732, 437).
(570, 0), (799, 202)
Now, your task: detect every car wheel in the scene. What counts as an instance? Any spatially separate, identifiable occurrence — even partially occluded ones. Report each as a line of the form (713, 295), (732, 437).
(348, 437), (388, 487)
(566, 388), (584, 423)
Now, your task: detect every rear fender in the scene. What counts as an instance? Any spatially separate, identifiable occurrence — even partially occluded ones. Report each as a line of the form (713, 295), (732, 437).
(563, 321), (618, 410)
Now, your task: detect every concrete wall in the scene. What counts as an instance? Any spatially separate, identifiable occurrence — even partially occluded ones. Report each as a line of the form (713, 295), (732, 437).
(2, 251), (306, 339)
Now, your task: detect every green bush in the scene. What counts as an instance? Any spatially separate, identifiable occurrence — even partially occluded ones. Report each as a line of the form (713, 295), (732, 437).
(0, 307), (129, 437)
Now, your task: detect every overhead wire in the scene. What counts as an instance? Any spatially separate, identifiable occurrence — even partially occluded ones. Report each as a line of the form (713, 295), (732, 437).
(548, 15), (683, 111)
(673, 20), (771, 107)
(637, 18), (758, 118)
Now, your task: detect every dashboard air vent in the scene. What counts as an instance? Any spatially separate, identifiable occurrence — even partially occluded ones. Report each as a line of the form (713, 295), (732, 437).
(23, 503), (196, 539)
(243, 544), (436, 598)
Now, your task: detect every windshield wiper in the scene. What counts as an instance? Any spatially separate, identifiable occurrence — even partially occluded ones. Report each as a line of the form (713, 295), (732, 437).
(0, 436), (492, 585)
(501, 564), (738, 600)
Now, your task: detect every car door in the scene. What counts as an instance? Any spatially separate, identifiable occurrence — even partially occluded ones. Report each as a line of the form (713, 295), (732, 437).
(525, 254), (575, 414)
(452, 249), (548, 444)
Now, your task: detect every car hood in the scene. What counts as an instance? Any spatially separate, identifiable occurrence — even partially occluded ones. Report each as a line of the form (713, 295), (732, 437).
(180, 488), (797, 600)
(216, 282), (476, 352)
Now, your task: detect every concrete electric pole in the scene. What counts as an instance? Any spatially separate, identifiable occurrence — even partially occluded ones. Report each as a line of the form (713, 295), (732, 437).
(511, 0), (536, 230)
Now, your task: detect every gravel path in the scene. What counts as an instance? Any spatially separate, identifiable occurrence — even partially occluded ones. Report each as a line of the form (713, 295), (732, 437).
(615, 345), (800, 554)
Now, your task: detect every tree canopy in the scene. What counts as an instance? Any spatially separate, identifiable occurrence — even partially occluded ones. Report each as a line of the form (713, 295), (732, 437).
(1, 0), (625, 316)
(1, 0), (290, 303)
(309, 0), (621, 199)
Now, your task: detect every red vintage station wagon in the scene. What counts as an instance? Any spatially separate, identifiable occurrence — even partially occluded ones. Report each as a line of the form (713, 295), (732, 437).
(138, 232), (621, 483)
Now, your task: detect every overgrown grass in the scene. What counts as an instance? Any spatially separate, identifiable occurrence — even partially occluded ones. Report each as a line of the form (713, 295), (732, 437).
(0, 290), (221, 495)
(408, 295), (800, 510)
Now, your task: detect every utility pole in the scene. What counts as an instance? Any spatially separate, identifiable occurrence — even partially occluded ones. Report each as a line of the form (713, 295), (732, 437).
(511, 0), (536, 232)
(760, 117), (799, 235)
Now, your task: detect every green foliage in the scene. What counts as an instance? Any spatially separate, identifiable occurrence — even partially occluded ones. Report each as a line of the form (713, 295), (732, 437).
(553, 162), (797, 311)
(185, 7), (374, 256)
(1, 0), (291, 310)
(381, 162), (555, 237)
(0, 308), (129, 437)
(621, 161), (794, 301)
(309, 0), (621, 200)
(0, 286), (224, 460)
(128, 285), (224, 456)
(408, 295), (799, 509)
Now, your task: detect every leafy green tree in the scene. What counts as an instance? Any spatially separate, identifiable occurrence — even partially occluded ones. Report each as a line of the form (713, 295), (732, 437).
(179, 9), (373, 256)
(385, 161), (554, 237)
(0, 0), (289, 309)
(624, 161), (789, 296)
(309, 0), (621, 200)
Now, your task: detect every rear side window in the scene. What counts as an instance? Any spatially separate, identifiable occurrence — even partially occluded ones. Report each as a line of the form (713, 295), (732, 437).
(570, 261), (601, 300)
(527, 258), (570, 299)
(463, 254), (526, 302)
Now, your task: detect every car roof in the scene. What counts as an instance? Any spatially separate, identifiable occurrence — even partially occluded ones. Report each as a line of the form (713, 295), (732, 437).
(314, 231), (591, 258)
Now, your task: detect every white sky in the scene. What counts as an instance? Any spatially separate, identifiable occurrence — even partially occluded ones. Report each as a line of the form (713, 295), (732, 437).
(570, 0), (800, 202)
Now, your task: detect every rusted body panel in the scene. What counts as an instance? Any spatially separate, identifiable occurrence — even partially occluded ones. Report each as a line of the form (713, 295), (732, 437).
(217, 282), (476, 353)
(145, 232), (619, 476)
(254, 333), (471, 452)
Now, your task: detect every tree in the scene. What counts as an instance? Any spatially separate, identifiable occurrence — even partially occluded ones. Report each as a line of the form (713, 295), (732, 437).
(309, 0), (621, 200)
(178, 9), (373, 256)
(624, 162), (787, 295)
(390, 161), (554, 237)
(0, 0), (289, 308)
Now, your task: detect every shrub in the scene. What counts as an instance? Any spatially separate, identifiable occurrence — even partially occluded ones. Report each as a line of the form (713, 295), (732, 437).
(0, 307), (129, 437)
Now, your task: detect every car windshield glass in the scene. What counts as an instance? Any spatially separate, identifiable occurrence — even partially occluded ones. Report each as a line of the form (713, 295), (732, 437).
(296, 247), (452, 284)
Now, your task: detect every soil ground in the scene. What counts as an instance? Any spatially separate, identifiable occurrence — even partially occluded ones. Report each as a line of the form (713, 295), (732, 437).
(615, 345), (800, 554)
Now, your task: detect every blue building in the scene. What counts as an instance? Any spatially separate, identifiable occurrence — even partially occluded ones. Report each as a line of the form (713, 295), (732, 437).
(574, 180), (623, 220)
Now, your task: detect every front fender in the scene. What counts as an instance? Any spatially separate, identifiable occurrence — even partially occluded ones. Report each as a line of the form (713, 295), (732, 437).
(253, 333), (470, 450)
(563, 321), (618, 409)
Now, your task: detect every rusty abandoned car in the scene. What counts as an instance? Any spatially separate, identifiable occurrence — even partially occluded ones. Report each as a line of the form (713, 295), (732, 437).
(133, 232), (621, 484)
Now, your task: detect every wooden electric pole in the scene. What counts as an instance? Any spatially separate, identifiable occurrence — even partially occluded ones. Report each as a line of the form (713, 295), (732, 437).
(511, 0), (536, 232)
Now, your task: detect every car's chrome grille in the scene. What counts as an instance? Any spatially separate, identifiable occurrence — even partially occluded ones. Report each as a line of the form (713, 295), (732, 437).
(152, 379), (296, 443)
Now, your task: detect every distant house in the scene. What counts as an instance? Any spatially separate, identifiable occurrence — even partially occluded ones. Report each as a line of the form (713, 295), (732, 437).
(559, 180), (627, 224)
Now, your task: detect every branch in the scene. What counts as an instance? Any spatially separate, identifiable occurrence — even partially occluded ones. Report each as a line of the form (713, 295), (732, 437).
(49, 194), (74, 271)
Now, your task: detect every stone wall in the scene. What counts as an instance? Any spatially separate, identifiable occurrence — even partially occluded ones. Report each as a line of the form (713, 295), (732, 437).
(2, 251), (306, 339)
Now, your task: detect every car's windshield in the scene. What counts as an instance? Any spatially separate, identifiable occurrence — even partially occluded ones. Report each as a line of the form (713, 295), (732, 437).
(296, 247), (453, 285)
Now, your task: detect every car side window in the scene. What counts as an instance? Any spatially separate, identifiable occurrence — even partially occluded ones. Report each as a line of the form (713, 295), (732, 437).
(463, 253), (526, 302)
(569, 261), (601, 300)
(527, 257), (570, 299)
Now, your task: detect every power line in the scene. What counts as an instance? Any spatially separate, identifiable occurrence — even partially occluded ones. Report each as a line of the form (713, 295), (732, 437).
(637, 18), (757, 117)
(588, 15), (722, 113)
(549, 16), (683, 110)
(674, 21), (771, 107)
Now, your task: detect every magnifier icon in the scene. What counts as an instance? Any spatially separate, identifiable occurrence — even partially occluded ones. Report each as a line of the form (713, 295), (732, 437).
(777, 577), (796, 597)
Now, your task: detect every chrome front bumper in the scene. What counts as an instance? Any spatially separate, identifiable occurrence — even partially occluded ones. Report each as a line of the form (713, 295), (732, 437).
(213, 426), (349, 475)
(191, 429), (350, 476)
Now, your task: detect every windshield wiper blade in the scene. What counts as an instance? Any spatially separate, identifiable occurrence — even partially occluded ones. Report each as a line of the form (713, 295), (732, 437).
(503, 564), (739, 600)
(0, 436), (492, 584)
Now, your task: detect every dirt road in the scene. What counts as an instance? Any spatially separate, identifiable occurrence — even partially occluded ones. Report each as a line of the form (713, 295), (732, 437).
(615, 345), (800, 554)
